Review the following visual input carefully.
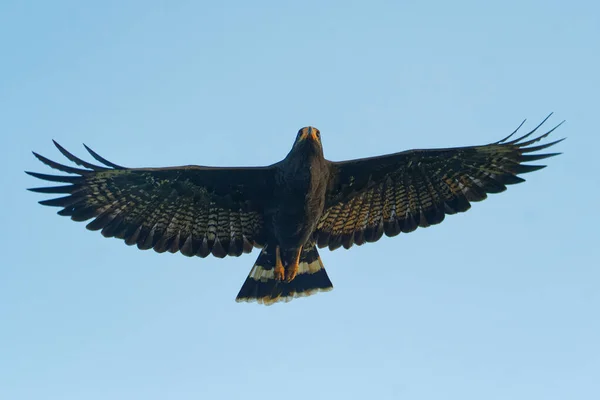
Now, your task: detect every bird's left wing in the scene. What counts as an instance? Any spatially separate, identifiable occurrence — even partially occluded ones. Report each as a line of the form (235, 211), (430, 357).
(27, 141), (274, 258)
(315, 115), (564, 251)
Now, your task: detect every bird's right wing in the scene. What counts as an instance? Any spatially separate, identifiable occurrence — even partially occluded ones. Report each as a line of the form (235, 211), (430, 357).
(315, 115), (564, 250)
(27, 142), (275, 258)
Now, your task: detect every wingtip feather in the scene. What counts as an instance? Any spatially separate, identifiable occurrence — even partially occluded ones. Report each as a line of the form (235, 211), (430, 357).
(52, 140), (108, 171)
(83, 144), (126, 169)
(32, 151), (89, 175)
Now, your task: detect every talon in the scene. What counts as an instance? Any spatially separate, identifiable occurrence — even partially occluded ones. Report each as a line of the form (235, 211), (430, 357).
(275, 246), (285, 281)
(285, 249), (302, 282)
(275, 264), (285, 281)
(285, 267), (297, 282)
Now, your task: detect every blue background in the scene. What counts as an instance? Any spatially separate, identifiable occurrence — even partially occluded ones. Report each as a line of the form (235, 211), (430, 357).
(1, 1), (598, 399)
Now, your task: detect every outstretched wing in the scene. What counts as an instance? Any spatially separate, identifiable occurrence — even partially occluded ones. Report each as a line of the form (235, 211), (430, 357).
(27, 141), (274, 258)
(315, 115), (564, 250)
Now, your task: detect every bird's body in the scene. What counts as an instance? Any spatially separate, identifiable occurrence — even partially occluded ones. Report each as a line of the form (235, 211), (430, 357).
(268, 128), (328, 248)
(28, 116), (564, 305)
(256, 127), (331, 285)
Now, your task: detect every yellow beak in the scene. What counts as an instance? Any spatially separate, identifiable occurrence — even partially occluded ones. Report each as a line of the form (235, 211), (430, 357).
(299, 127), (319, 142)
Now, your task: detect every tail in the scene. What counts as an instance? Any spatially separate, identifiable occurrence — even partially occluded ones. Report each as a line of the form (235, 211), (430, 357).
(235, 245), (333, 305)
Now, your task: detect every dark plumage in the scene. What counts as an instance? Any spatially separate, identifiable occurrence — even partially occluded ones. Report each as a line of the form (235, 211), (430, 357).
(27, 115), (564, 305)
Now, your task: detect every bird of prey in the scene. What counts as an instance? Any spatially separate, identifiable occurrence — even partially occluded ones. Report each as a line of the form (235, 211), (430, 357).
(27, 115), (564, 305)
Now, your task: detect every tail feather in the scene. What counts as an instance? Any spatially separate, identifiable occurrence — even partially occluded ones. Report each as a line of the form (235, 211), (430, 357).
(236, 245), (333, 305)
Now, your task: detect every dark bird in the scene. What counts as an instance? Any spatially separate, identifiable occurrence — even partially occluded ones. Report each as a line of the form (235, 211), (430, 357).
(27, 115), (564, 305)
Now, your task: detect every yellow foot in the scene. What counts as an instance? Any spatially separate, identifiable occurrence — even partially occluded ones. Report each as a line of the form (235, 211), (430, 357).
(285, 267), (297, 282)
(275, 246), (285, 281)
(284, 249), (302, 282)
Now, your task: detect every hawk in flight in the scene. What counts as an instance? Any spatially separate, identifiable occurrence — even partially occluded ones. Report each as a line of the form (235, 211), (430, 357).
(28, 115), (564, 305)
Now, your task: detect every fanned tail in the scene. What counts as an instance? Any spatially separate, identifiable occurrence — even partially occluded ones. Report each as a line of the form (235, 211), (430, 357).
(236, 245), (333, 305)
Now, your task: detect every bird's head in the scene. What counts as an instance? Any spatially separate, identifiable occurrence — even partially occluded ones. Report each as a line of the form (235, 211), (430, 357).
(294, 126), (322, 148)
(285, 126), (324, 162)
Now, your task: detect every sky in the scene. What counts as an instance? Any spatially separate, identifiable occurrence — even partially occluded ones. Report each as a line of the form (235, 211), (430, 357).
(1, 1), (598, 399)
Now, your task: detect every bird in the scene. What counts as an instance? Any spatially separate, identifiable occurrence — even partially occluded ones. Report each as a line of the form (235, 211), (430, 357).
(27, 114), (564, 305)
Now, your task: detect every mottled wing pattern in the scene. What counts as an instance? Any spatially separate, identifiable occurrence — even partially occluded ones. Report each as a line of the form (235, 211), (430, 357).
(27, 142), (273, 257)
(316, 115), (564, 250)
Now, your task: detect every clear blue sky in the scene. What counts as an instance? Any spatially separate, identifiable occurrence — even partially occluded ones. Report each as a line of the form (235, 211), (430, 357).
(1, 1), (598, 399)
